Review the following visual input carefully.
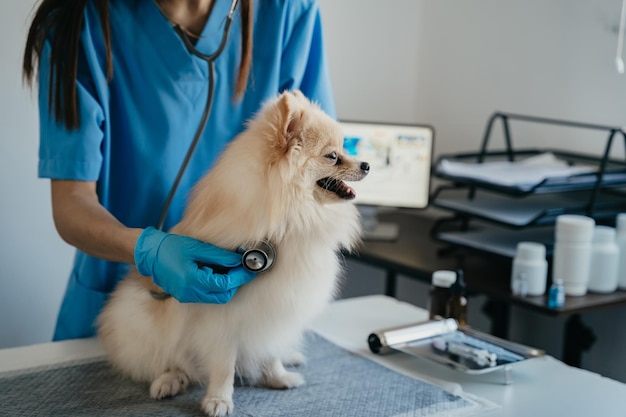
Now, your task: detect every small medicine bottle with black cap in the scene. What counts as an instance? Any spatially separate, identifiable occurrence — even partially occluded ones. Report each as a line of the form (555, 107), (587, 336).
(446, 269), (468, 326)
(428, 270), (457, 320)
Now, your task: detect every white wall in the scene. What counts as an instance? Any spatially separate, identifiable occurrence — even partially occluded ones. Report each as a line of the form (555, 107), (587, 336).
(318, 0), (424, 125)
(0, 1), (74, 348)
(414, 0), (626, 157)
(3, 0), (626, 383)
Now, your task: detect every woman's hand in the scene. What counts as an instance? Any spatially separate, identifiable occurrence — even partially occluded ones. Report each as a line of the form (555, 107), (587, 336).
(134, 227), (257, 303)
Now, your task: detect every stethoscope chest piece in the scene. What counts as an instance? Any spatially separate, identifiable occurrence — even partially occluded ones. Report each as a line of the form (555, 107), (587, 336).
(241, 240), (276, 273)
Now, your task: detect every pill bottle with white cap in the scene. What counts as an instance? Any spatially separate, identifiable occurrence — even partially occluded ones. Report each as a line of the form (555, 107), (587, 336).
(428, 270), (456, 320)
(615, 213), (626, 290)
(587, 225), (620, 294)
(552, 214), (595, 296)
(511, 242), (548, 296)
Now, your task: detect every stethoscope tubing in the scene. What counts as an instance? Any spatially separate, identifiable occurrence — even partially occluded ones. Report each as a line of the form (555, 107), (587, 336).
(156, 1), (238, 230)
(153, 0), (276, 275)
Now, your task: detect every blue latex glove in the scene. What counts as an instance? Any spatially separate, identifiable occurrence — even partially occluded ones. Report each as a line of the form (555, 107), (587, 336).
(134, 227), (256, 303)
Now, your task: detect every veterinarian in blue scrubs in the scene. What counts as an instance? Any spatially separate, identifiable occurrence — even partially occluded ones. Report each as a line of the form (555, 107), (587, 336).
(23, 0), (336, 341)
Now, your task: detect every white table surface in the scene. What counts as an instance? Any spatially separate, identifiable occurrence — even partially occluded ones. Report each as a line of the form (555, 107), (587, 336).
(1, 295), (625, 416)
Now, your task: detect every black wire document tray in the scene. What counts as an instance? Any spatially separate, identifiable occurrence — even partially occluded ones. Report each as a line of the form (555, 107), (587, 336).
(432, 187), (626, 228)
(435, 149), (626, 196)
(433, 112), (626, 197)
(368, 319), (545, 377)
(430, 113), (626, 235)
(434, 220), (555, 258)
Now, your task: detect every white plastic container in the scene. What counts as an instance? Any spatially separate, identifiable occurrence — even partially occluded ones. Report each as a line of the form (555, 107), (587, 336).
(511, 242), (548, 296)
(616, 213), (626, 290)
(551, 214), (595, 296)
(587, 226), (620, 294)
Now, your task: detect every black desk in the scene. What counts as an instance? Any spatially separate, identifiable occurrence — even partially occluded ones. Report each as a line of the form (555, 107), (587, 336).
(351, 210), (626, 367)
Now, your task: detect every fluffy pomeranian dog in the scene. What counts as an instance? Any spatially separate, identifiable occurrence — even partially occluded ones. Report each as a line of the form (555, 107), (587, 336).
(97, 90), (370, 416)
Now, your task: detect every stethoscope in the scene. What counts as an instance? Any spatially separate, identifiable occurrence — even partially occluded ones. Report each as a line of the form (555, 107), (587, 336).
(153, 0), (275, 274)
(238, 241), (276, 273)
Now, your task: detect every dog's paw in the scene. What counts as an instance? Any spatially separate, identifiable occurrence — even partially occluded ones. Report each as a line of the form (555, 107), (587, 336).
(282, 351), (306, 367)
(264, 370), (305, 390)
(201, 396), (233, 417)
(150, 370), (190, 399)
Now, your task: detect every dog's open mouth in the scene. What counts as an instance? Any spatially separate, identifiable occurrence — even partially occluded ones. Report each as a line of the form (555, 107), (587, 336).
(317, 177), (356, 200)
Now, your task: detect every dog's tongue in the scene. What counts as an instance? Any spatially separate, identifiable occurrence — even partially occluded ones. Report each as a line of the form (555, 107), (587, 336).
(317, 177), (357, 200)
(337, 182), (356, 200)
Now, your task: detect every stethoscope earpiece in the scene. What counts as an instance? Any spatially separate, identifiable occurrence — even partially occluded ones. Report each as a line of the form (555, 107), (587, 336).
(240, 240), (276, 273)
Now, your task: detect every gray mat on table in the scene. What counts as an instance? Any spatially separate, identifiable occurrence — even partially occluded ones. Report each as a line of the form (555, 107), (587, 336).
(0, 333), (481, 417)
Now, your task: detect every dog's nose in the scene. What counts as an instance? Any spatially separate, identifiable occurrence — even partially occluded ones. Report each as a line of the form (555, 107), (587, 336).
(360, 162), (370, 173)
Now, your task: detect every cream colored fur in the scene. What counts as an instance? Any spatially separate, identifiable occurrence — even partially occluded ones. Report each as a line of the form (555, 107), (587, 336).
(97, 90), (368, 416)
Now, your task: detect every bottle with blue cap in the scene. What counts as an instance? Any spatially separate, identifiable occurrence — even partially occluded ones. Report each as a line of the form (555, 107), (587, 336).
(547, 279), (565, 309)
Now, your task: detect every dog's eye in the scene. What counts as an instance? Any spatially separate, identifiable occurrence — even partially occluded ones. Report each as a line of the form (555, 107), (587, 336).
(326, 152), (338, 161)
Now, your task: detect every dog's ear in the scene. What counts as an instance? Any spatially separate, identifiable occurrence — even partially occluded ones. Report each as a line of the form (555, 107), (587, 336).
(276, 91), (304, 149)
(291, 89), (306, 100)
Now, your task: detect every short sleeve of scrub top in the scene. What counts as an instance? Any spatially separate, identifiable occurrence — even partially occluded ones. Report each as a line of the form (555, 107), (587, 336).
(38, 0), (337, 341)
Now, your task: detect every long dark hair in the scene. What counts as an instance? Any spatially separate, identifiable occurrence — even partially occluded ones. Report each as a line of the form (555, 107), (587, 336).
(23, 0), (253, 131)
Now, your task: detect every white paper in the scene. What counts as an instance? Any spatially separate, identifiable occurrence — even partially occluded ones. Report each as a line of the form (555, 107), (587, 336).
(438, 152), (596, 189)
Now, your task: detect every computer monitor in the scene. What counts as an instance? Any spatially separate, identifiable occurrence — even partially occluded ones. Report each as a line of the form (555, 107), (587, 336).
(341, 120), (434, 240)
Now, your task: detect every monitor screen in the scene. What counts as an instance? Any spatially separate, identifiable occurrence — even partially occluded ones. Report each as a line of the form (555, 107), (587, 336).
(341, 121), (434, 209)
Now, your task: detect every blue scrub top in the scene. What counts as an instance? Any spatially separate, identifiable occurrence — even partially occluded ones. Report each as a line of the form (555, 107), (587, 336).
(38, 0), (336, 341)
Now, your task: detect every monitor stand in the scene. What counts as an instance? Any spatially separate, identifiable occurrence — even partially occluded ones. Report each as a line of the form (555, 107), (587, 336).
(358, 206), (399, 241)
